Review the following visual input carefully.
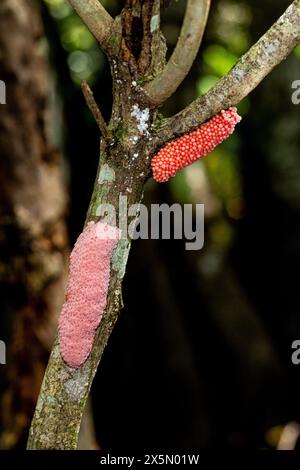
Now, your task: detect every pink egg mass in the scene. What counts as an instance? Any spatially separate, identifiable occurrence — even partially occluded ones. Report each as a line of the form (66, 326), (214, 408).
(58, 221), (121, 369)
(151, 107), (241, 183)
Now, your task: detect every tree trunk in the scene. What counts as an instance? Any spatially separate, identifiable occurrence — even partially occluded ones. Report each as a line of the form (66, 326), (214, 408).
(0, 0), (69, 449)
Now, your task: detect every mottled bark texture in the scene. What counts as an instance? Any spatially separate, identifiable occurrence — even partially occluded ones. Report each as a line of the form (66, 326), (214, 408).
(0, 0), (69, 448)
(28, 0), (300, 449)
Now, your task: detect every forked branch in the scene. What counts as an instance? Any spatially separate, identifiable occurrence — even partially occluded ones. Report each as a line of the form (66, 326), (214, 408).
(144, 0), (211, 106)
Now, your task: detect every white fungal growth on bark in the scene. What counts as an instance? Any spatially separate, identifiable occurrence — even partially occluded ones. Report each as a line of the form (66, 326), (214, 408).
(131, 104), (150, 135)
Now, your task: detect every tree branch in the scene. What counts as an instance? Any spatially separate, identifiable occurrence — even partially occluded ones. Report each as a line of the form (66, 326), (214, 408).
(81, 80), (112, 142)
(144, 0), (211, 106)
(157, 0), (300, 144)
(138, 0), (163, 74)
(68, 0), (113, 52)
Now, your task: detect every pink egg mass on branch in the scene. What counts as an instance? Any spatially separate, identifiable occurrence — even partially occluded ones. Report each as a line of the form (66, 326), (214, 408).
(151, 107), (242, 183)
(58, 221), (121, 369)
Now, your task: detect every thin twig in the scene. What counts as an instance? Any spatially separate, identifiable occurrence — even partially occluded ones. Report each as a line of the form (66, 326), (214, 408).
(81, 80), (112, 142)
(144, 0), (211, 106)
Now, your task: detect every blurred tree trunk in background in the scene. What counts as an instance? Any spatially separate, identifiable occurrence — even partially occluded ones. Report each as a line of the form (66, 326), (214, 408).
(0, 0), (69, 448)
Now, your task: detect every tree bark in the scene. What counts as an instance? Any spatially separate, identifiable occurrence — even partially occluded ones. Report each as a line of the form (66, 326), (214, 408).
(0, 0), (69, 449)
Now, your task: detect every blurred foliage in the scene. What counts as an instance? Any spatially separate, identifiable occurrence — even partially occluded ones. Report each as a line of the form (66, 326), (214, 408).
(295, 45), (300, 58)
(44, 0), (104, 84)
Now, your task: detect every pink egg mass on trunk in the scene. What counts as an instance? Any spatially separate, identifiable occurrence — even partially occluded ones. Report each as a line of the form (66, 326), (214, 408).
(151, 107), (242, 183)
(58, 221), (121, 369)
